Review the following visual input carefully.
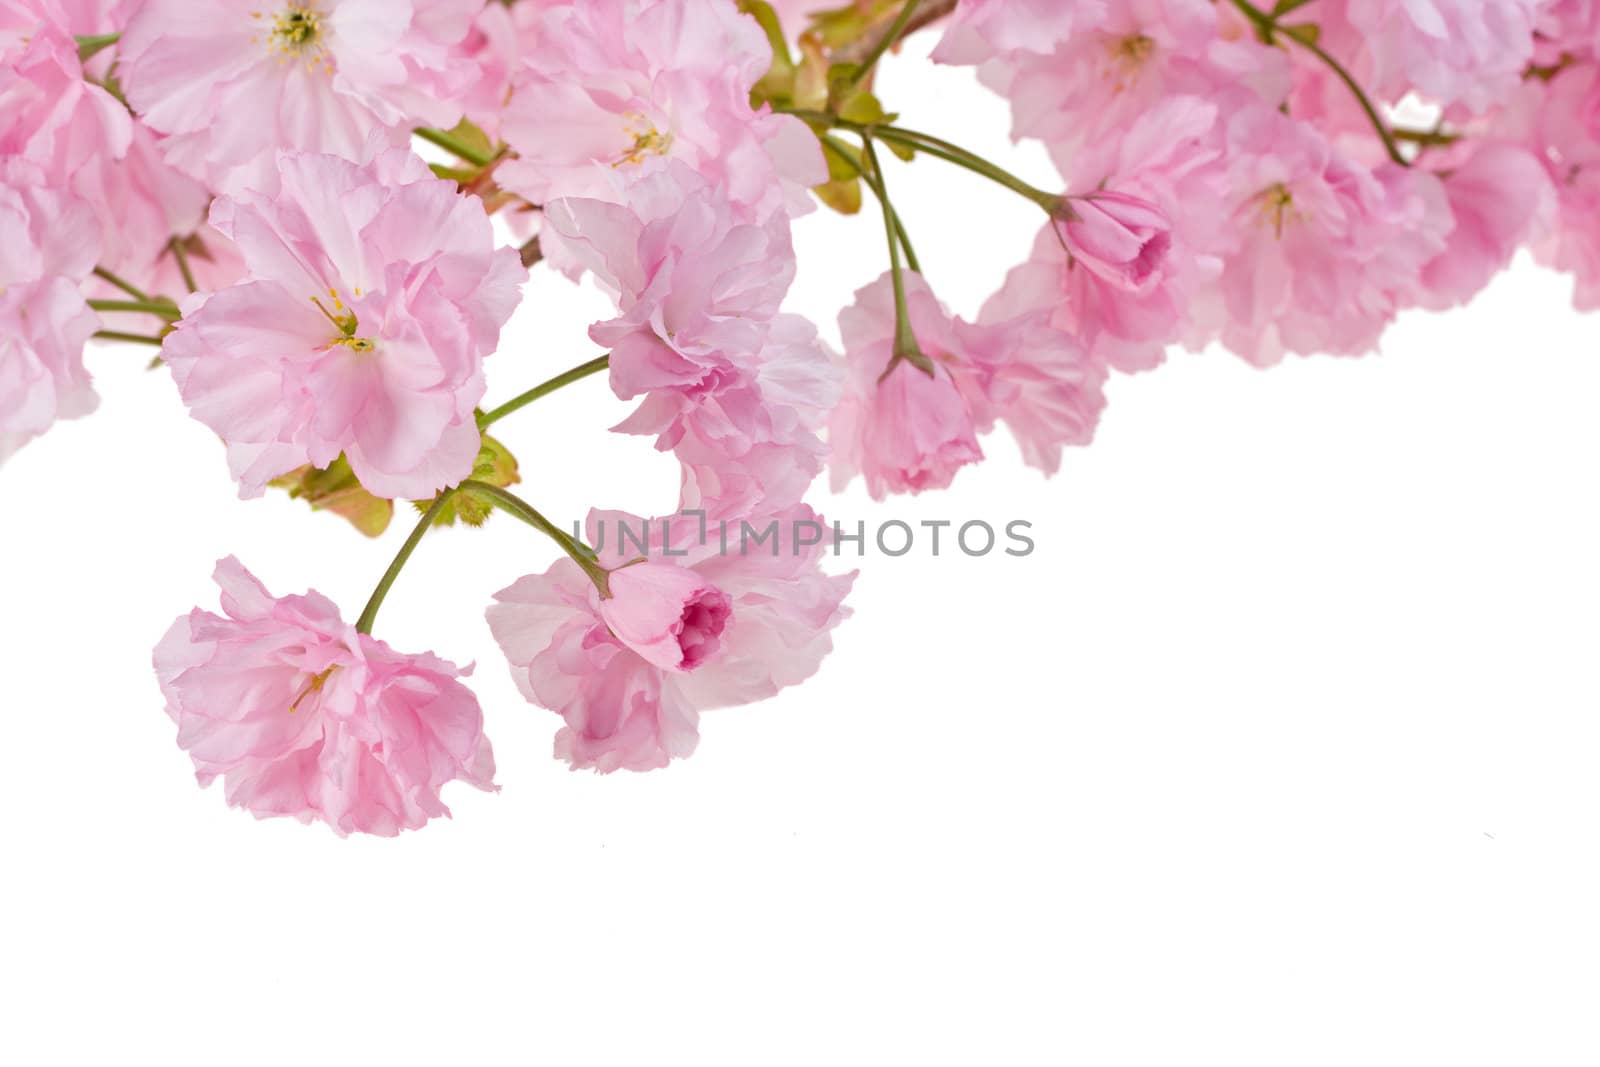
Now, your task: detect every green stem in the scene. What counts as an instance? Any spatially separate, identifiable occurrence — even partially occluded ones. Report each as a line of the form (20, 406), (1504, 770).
(784, 108), (1060, 213)
(872, 126), (1059, 210)
(1392, 125), (1459, 148)
(821, 134), (921, 273)
(459, 481), (612, 595)
(88, 299), (180, 320)
(76, 33), (120, 63)
(1228, 0), (1408, 167)
(843, 0), (922, 94)
(862, 137), (933, 380)
(93, 330), (165, 347)
(92, 266), (151, 303)
(355, 489), (458, 635)
(414, 126), (497, 169)
(477, 355), (611, 429)
(168, 237), (198, 293)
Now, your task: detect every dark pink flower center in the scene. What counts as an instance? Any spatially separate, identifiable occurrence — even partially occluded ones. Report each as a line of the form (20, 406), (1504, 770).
(674, 589), (732, 670)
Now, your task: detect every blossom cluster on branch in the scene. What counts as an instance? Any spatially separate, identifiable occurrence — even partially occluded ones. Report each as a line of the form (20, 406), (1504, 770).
(0, 0), (1588, 834)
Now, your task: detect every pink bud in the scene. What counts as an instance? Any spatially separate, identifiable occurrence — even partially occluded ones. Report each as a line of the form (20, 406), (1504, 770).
(1055, 191), (1173, 293)
(599, 562), (733, 673)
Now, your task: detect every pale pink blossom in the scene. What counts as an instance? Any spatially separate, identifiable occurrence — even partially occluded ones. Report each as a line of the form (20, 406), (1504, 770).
(496, 0), (823, 223)
(1318, 0), (1546, 114)
(828, 273), (984, 499)
(933, 0), (1099, 65)
(1417, 143), (1553, 309)
(1053, 191), (1174, 293)
(0, 161), (102, 463)
(76, 122), (232, 298)
(450, 0), (544, 139)
(161, 145), (525, 499)
(547, 163), (794, 403)
(120, 0), (482, 193)
(983, 0), (1286, 163)
(990, 96), (1228, 374)
(599, 561), (733, 672)
(0, 21), (131, 183)
(1512, 62), (1600, 308)
(1202, 106), (1450, 364)
(155, 557), (497, 836)
(487, 506), (854, 773)
(615, 313), (841, 517)
(953, 311), (1108, 477)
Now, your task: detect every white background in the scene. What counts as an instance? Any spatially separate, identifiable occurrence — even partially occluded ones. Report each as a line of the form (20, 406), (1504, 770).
(5, 37), (1600, 1066)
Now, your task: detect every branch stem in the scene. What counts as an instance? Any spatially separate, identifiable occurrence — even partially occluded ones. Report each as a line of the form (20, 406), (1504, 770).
(477, 355), (611, 429)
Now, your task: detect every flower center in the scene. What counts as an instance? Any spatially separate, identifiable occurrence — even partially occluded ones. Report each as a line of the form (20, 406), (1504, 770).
(311, 289), (367, 347)
(613, 114), (674, 168)
(288, 666), (336, 714)
(271, 6), (321, 51)
(1255, 183), (1304, 238)
(1107, 34), (1155, 87)
(255, 5), (333, 72)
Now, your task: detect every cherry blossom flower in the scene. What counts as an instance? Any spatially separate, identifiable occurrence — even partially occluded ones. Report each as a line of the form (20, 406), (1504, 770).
(161, 144), (524, 499)
(487, 506), (854, 773)
(828, 272), (984, 499)
(496, 0), (823, 223)
(546, 164), (795, 402)
(0, 20), (131, 184)
(953, 311), (1108, 477)
(1318, 0), (1547, 114)
(0, 161), (102, 464)
(1202, 105), (1450, 364)
(120, 0), (482, 193)
(933, 0), (1098, 66)
(599, 561), (733, 673)
(155, 557), (497, 836)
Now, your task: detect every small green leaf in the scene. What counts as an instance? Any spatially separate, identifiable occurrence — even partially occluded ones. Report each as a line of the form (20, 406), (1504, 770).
(269, 455), (394, 538)
(411, 433), (522, 528)
(813, 176), (863, 215)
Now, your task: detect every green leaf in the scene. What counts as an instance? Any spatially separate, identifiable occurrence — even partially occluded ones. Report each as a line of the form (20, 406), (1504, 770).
(838, 89), (888, 126)
(814, 176), (863, 215)
(411, 434), (522, 528)
(269, 456), (393, 538)
(429, 163), (478, 183)
(443, 118), (494, 160)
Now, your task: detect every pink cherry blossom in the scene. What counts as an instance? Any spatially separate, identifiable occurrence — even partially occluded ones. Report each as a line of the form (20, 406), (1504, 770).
(1202, 105), (1450, 364)
(828, 272), (984, 499)
(1511, 62), (1600, 309)
(1317, 0), (1547, 114)
(487, 506), (854, 773)
(155, 557), (497, 836)
(119, 0), (481, 193)
(987, 96), (1227, 375)
(615, 313), (840, 518)
(161, 145), (525, 499)
(933, 0), (1099, 66)
(0, 20), (131, 183)
(953, 310), (1108, 477)
(981, 0), (1285, 163)
(496, 0), (823, 223)
(1054, 191), (1175, 293)
(599, 561), (733, 672)
(1417, 142), (1553, 310)
(546, 164), (795, 401)
(0, 160), (102, 463)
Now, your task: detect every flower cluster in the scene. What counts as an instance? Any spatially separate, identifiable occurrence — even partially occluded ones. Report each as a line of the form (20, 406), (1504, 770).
(2, 0), (1592, 834)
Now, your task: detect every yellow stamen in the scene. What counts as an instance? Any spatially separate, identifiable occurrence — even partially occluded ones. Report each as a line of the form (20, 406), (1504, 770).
(287, 667), (336, 715)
